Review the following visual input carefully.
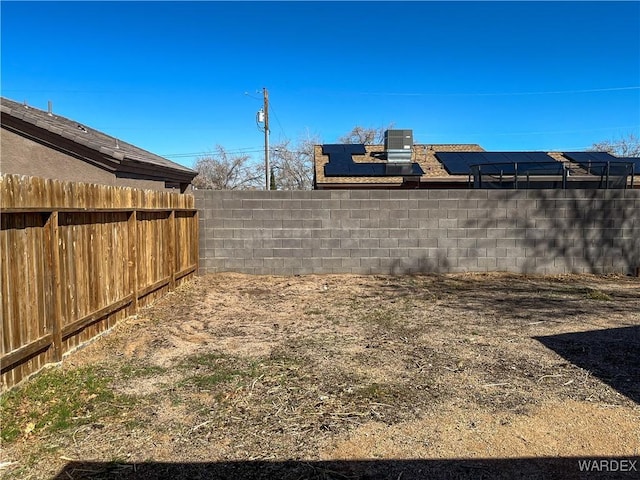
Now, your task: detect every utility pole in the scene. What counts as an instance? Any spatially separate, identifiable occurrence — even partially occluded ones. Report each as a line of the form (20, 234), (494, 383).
(263, 87), (270, 191)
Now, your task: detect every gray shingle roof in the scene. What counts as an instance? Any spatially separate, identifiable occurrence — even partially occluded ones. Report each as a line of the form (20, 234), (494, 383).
(1, 97), (195, 177)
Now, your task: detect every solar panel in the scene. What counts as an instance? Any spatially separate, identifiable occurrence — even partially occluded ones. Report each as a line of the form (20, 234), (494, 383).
(322, 144), (367, 176)
(435, 152), (560, 175)
(322, 143), (424, 177)
(617, 157), (640, 172)
(562, 152), (618, 164)
(562, 152), (638, 176)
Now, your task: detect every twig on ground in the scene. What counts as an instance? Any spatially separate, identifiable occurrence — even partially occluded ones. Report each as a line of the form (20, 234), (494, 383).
(537, 374), (564, 383)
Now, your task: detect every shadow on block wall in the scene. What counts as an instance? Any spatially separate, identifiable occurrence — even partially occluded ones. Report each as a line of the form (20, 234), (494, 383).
(535, 325), (640, 405)
(471, 190), (640, 275)
(54, 457), (640, 480)
(388, 250), (450, 275)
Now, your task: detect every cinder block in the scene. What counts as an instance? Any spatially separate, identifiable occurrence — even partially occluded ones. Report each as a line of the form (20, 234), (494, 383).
(379, 218), (400, 229)
(446, 228), (465, 239)
(369, 190), (390, 200)
(359, 219), (380, 229)
(454, 237), (475, 248)
(476, 238), (497, 249)
(222, 199), (243, 209)
(340, 200), (361, 209)
(350, 209), (370, 220)
(251, 209), (273, 220)
(330, 191), (351, 200)
(429, 209), (449, 219)
(251, 248), (273, 258)
(388, 191), (409, 200)
(321, 238), (341, 249)
(447, 209), (468, 220)
(438, 219), (458, 229)
(283, 257), (304, 269)
(399, 218), (419, 229)
(457, 257), (479, 269)
(428, 190), (449, 199)
(388, 228), (409, 239)
(263, 258), (285, 269)
(215, 229), (234, 239)
(427, 228), (447, 239)
(468, 248), (487, 258)
(359, 238), (380, 248)
(261, 239), (283, 249)
(376, 228), (390, 239)
(322, 257), (343, 268)
(399, 238), (419, 248)
(360, 257), (381, 269)
(330, 210), (350, 221)
(302, 220), (322, 229)
(418, 219), (440, 229)
(379, 238), (399, 248)
(281, 239), (302, 248)
(341, 257), (361, 268)
(418, 238), (438, 248)
(418, 199), (440, 209)
(340, 238), (360, 249)
(299, 200), (318, 209)
(485, 248), (507, 259)
(330, 228), (351, 238)
(290, 209), (309, 220)
(495, 238), (516, 248)
(465, 228), (488, 239)
(223, 239), (245, 249)
(467, 209), (491, 219)
(223, 258), (246, 269)
(347, 229), (370, 239)
(370, 248), (391, 257)
(281, 220), (302, 229)
(408, 248), (428, 258)
(349, 248), (370, 258)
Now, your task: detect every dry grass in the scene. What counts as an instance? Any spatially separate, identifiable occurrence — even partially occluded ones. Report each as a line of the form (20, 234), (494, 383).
(1, 272), (639, 479)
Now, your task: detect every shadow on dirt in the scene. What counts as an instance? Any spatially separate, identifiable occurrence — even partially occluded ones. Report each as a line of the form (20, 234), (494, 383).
(535, 326), (640, 404)
(54, 457), (640, 480)
(376, 274), (640, 322)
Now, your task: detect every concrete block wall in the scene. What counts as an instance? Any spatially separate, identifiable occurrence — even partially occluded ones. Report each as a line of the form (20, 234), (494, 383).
(195, 189), (640, 276)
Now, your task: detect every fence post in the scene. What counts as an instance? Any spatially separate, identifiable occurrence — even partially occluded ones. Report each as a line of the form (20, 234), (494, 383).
(49, 211), (63, 362)
(194, 210), (199, 275)
(128, 210), (138, 313)
(169, 210), (176, 289)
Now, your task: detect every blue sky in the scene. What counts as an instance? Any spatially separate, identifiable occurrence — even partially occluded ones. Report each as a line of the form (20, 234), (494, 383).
(2, 1), (639, 169)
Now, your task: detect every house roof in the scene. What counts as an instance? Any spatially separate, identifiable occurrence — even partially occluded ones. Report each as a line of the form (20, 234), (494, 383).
(1, 97), (196, 182)
(314, 143), (485, 186)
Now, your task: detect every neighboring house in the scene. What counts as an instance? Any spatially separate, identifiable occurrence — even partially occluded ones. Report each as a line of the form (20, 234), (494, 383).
(314, 131), (640, 190)
(1, 97), (196, 192)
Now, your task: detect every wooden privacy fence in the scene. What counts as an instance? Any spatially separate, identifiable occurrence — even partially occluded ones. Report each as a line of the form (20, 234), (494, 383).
(1, 174), (198, 391)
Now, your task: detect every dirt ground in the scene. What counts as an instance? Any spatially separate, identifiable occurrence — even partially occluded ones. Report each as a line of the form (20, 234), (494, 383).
(1, 272), (639, 479)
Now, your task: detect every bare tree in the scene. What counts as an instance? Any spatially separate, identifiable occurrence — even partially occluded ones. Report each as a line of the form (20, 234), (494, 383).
(192, 146), (262, 190)
(590, 133), (640, 157)
(270, 133), (320, 190)
(338, 124), (395, 145)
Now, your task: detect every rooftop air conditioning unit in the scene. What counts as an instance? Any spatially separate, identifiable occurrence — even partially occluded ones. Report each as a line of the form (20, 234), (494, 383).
(385, 129), (413, 163)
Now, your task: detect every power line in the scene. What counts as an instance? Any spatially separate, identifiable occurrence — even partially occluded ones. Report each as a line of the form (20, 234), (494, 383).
(354, 86), (640, 97)
(268, 100), (288, 142)
(162, 147), (265, 158)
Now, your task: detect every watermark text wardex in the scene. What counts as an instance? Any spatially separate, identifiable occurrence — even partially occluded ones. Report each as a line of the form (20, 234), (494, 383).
(578, 459), (637, 473)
